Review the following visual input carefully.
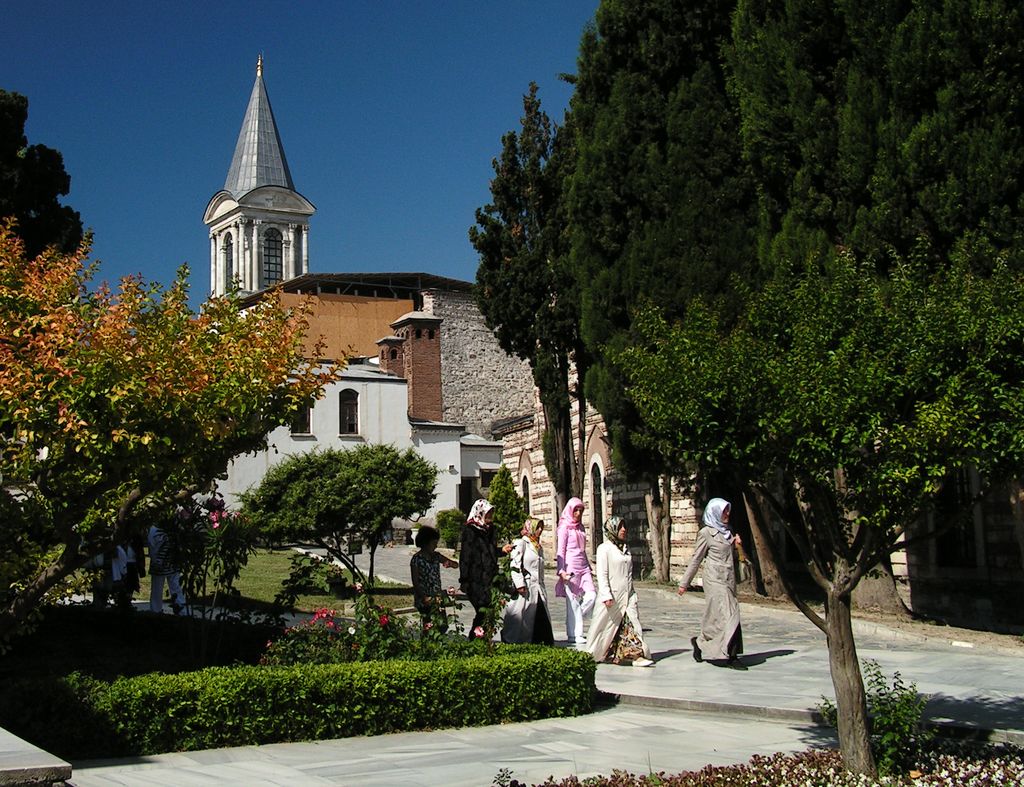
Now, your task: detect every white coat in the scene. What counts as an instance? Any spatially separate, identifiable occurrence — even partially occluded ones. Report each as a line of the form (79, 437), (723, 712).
(501, 537), (550, 644)
(586, 539), (650, 662)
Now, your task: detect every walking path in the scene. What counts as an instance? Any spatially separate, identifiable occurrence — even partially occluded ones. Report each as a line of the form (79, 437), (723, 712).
(16, 543), (1023, 785)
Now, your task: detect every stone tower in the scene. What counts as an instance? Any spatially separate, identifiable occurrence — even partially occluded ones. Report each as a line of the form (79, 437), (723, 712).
(203, 55), (315, 297)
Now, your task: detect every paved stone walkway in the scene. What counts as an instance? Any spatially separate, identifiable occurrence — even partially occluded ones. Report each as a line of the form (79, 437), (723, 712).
(47, 543), (1024, 784)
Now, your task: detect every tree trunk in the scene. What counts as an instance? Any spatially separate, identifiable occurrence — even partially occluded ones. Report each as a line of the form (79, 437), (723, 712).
(644, 476), (673, 582)
(573, 353), (588, 502)
(851, 557), (911, 617)
(541, 396), (574, 505)
(741, 488), (786, 598)
(1009, 481), (1024, 577)
(0, 546), (86, 641)
(826, 583), (877, 777)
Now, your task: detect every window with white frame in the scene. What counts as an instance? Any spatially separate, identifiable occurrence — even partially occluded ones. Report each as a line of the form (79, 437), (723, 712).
(290, 405), (311, 435)
(262, 228), (283, 286)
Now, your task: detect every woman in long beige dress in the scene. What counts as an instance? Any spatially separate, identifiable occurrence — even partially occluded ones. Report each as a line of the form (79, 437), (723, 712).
(587, 516), (654, 667)
(678, 498), (746, 669)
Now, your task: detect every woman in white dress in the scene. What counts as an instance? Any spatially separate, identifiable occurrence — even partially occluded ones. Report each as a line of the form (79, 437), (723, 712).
(587, 516), (654, 667)
(502, 518), (554, 645)
(678, 497), (745, 669)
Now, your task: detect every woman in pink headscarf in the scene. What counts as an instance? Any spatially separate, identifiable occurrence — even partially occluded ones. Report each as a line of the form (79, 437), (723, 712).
(555, 497), (596, 645)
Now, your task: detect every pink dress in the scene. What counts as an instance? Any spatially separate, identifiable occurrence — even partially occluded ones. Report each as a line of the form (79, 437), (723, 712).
(555, 498), (595, 598)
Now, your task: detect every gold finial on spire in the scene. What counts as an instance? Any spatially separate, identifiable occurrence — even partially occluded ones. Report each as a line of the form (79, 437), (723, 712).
(256, 53), (263, 78)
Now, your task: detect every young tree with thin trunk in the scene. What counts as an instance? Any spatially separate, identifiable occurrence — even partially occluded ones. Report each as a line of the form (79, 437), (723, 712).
(240, 445), (437, 584)
(0, 226), (340, 643)
(616, 251), (1024, 776)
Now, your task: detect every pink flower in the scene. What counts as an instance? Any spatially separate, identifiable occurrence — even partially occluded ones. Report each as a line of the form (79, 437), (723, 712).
(212, 521), (220, 529)
(447, 586), (458, 596)
(354, 582), (364, 593)
(378, 614), (390, 626)
(473, 626), (485, 638)
(424, 621), (434, 630)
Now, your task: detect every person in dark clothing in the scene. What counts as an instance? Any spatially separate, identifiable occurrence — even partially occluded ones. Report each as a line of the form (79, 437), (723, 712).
(459, 499), (512, 639)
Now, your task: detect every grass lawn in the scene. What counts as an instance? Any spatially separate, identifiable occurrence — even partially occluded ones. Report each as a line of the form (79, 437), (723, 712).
(142, 547), (416, 616)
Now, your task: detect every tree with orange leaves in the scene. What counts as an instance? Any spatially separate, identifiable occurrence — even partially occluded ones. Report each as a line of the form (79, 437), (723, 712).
(0, 224), (341, 642)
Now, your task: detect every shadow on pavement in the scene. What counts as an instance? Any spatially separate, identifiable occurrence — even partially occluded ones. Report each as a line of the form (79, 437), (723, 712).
(738, 648), (797, 666)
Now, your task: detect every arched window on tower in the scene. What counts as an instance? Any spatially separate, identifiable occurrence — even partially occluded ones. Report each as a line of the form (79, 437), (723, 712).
(223, 235), (234, 283)
(339, 389), (359, 435)
(521, 476), (531, 512)
(590, 463), (604, 536)
(262, 228), (283, 286)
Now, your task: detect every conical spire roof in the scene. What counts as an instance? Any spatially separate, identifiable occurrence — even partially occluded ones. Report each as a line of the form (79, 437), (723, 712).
(223, 55), (295, 196)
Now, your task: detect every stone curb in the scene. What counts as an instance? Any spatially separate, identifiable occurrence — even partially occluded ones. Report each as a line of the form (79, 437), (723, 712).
(595, 690), (1024, 747)
(0, 727), (71, 787)
(595, 690), (824, 725)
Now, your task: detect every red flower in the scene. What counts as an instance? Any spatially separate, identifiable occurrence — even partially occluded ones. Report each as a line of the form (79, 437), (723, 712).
(378, 614), (390, 626)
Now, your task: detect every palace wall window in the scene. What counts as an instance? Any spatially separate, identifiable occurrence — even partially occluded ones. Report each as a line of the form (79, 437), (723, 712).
(339, 389), (359, 435)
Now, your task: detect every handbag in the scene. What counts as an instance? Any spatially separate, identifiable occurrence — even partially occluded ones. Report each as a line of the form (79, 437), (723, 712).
(735, 540), (752, 584)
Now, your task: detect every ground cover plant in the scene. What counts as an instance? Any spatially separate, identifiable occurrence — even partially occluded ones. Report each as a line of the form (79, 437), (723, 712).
(494, 740), (1024, 786)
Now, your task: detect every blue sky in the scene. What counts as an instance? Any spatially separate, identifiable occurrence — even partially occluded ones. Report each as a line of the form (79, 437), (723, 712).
(2, 1), (597, 305)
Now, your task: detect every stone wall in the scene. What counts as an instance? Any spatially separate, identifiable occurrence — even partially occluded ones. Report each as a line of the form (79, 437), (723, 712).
(422, 288), (535, 438)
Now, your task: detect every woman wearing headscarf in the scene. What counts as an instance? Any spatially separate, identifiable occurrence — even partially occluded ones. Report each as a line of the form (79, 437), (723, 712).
(678, 497), (746, 669)
(459, 499), (512, 638)
(501, 517), (554, 645)
(555, 497), (596, 645)
(587, 516), (654, 667)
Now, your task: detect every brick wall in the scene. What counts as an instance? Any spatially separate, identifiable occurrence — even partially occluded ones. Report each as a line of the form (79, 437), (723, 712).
(393, 315), (442, 421)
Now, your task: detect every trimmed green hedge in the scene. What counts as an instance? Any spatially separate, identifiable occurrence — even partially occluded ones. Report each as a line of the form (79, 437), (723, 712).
(0, 648), (595, 760)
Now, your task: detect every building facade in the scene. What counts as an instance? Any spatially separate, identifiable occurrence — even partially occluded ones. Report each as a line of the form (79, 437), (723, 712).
(207, 59), (535, 527)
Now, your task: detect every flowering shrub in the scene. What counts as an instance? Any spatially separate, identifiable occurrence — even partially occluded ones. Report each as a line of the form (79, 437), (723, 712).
(506, 741), (1024, 786)
(262, 586), (478, 665)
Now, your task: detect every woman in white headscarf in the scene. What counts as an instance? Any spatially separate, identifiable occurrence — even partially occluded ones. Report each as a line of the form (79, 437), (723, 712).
(678, 498), (746, 669)
(459, 499), (512, 638)
(587, 516), (654, 667)
(501, 517), (554, 645)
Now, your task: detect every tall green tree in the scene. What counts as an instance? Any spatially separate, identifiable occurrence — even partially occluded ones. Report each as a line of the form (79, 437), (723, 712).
(615, 250), (1024, 776)
(0, 90), (83, 259)
(568, 0), (757, 579)
(471, 83), (587, 510)
(728, 0), (1024, 274)
(240, 445), (437, 582)
(487, 464), (528, 544)
(0, 227), (338, 642)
